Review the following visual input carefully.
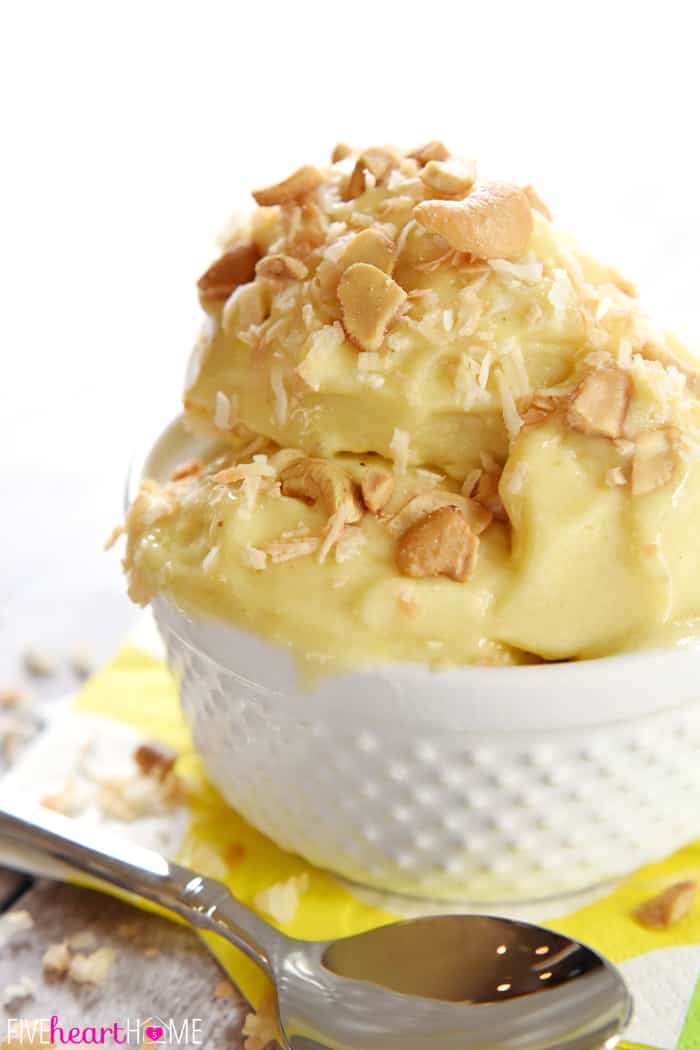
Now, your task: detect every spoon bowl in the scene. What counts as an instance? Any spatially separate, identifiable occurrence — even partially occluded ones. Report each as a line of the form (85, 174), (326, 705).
(0, 801), (632, 1050)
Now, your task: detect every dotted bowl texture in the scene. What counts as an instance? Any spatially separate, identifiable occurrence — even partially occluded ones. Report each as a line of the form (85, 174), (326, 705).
(153, 597), (700, 902)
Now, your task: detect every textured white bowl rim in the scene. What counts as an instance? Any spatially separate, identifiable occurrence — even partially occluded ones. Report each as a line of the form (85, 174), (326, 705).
(130, 416), (700, 733)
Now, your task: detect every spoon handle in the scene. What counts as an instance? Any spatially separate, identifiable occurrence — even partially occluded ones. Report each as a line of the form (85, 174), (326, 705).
(0, 798), (287, 976)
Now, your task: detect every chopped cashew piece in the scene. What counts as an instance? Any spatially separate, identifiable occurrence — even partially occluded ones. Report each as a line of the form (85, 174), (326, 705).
(338, 263), (407, 352)
(523, 184), (552, 221)
(408, 141), (450, 165)
(473, 472), (508, 522)
(331, 143), (354, 163)
(566, 369), (631, 439)
(256, 253), (308, 281)
(631, 428), (678, 496)
(279, 458), (363, 523)
(420, 159), (476, 198)
(42, 942), (70, 976)
(344, 148), (395, 200)
(339, 229), (395, 275)
(360, 468), (394, 513)
(414, 181), (533, 260)
(396, 506), (478, 583)
(252, 165), (324, 206)
(134, 742), (177, 781)
(197, 243), (260, 306)
(634, 880), (696, 929)
(389, 491), (492, 537)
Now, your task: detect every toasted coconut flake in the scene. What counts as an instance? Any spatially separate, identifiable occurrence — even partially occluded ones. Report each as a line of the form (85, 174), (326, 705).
(606, 466), (628, 487)
(335, 526), (366, 563)
(317, 502), (349, 564)
(270, 363), (288, 425)
(523, 184), (552, 220)
(566, 369), (631, 440)
(494, 367), (522, 438)
(252, 165), (323, 206)
(222, 280), (269, 332)
(214, 390), (234, 430)
(390, 490), (491, 537)
(256, 253), (308, 281)
(490, 258), (543, 283)
(254, 874), (310, 925)
(634, 880), (696, 929)
(297, 323), (345, 391)
(420, 159), (475, 198)
(197, 243), (260, 306)
(360, 468), (394, 512)
(396, 506), (478, 582)
(631, 428), (678, 496)
(389, 428), (410, 476)
(414, 182), (532, 260)
(104, 524), (125, 551)
(339, 229), (395, 274)
(409, 141), (450, 166)
(242, 545), (267, 570)
(280, 458), (362, 523)
(171, 458), (201, 482)
(474, 472), (508, 522)
(262, 537), (320, 563)
(338, 263), (407, 352)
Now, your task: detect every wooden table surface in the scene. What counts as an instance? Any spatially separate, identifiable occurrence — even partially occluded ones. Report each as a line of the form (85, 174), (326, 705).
(0, 471), (257, 1048)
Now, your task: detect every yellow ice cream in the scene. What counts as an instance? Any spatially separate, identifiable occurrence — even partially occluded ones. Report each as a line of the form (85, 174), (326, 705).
(124, 142), (700, 674)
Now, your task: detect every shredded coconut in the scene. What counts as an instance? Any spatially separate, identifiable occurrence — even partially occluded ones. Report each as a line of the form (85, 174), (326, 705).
(318, 503), (350, 564)
(461, 468), (482, 496)
(335, 527), (366, 563)
(202, 546), (219, 573)
(606, 467), (628, 487)
(389, 428), (410, 476)
(262, 537), (320, 563)
(505, 461), (528, 495)
(214, 390), (231, 429)
(297, 323), (345, 391)
(357, 373), (385, 388)
(495, 366), (522, 438)
(270, 363), (288, 425)
(548, 268), (574, 322)
(489, 259), (543, 283)
(242, 545), (267, 570)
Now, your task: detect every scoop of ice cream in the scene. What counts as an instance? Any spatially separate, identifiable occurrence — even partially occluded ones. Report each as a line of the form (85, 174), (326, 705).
(123, 142), (700, 673)
(185, 143), (699, 479)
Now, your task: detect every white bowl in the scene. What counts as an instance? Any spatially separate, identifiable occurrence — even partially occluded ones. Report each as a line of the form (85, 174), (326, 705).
(132, 418), (700, 902)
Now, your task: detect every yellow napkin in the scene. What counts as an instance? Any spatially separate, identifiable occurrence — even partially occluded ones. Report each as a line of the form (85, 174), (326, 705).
(74, 644), (700, 1021)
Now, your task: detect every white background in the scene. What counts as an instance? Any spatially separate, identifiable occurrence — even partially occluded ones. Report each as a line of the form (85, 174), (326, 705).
(1, 0), (700, 684)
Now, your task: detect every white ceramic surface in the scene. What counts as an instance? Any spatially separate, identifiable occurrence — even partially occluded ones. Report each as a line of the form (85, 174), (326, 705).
(136, 419), (700, 902)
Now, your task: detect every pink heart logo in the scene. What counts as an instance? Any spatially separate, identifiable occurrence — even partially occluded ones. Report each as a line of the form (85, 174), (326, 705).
(144, 1026), (164, 1042)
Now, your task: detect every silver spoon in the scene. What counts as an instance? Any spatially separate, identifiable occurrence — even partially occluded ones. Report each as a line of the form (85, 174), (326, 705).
(0, 801), (632, 1050)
